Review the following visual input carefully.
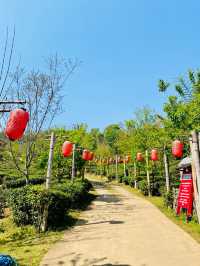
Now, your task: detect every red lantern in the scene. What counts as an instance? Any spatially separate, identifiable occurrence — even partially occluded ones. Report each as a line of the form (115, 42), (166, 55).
(88, 152), (94, 161)
(172, 140), (184, 158)
(82, 149), (90, 160)
(151, 149), (159, 161)
(109, 158), (113, 164)
(125, 155), (131, 163)
(136, 152), (143, 161)
(62, 141), (73, 157)
(5, 108), (29, 141)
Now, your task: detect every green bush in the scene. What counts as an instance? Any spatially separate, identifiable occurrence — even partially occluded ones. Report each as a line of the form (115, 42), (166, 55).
(8, 179), (92, 230)
(8, 185), (49, 228)
(163, 190), (174, 208)
(55, 179), (92, 209)
(0, 187), (6, 218)
(138, 180), (149, 196)
(3, 177), (45, 189)
(122, 175), (129, 185)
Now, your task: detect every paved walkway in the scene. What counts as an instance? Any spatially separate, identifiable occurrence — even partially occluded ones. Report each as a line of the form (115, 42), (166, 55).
(40, 180), (200, 266)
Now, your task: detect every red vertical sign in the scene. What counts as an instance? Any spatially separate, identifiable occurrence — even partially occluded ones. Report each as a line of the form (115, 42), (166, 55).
(177, 173), (193, 218)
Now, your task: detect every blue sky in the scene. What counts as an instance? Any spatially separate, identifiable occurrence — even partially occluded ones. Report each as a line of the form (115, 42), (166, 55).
(0, 1), (200, 130)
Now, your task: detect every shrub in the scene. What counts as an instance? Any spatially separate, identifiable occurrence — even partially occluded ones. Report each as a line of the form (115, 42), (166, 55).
(8, 179), (92, 230)
(0, 187), (6, 218)
(3, 177), (45, 189)
(122, 175), (129, 185)
(55, 178), (92, 209)
(8, 185), (49, 228)
(150, 181), (161, 196)
(138, 180), (149, 196)
(163, 190), (174, 208)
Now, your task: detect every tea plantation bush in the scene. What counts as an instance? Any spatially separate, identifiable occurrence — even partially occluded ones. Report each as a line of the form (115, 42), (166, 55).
(8, 179), (92, 230)
(3, 176), (45, 189)
(0, 187), (6, 218)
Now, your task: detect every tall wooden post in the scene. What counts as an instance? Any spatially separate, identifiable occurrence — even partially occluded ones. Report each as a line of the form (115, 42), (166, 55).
(46, 132), (55, 189)
(145, 150), (151, 196)
(134, 161), (137, 188)
(190, 131), (200, 223)
(115, 154), (118, 180)
(123, 157), (126, 178)
(163, 146), (170, 192)
(42, 132), (55, 232)
(71, 144), (76, 181)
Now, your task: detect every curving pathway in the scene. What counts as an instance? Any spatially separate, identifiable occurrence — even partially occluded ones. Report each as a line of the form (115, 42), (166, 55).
(40, 180), (200, 266)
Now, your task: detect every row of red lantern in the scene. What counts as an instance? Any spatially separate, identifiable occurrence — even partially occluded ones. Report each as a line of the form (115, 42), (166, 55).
(136, 140), (184, 162)
(136, 150), (159, 162)
(62, 141), (94, 161)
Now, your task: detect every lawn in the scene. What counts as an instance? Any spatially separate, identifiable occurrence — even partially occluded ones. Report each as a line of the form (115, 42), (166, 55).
(0, 210), (80, 266)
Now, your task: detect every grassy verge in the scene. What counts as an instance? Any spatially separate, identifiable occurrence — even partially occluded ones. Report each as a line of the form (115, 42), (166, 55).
(0, 190), (96, 266)
(0, 210), (79, 266)
(120, 184), (200, 244)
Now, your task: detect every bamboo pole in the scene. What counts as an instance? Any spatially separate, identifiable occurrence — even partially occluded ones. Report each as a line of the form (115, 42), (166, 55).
(46, 132), (55, 189)
(190, 133), (200, 223)
(163, 146), (170, 192)
(123, 157), (126, 178)
(115, 155), (118, 180)
(134, 161), (137, 188)
(145, 150), (151, 196)
(71, 144), (76, 181)
(42, 132), (55, 232)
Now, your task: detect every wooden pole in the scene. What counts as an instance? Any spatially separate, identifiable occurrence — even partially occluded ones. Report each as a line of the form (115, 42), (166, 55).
(42, 132), (55, 232)
(134, 161), (137, 188)
(71, 144), (76, 181)
(115, 155), (118, 180)
(163, 146), (170, 192)
(190, 133), (200, 223)
(145, 150), (151, 196)
(192, 131), (200, 193)
(123, 157), (126, 178)
(46, 132), (55, 189)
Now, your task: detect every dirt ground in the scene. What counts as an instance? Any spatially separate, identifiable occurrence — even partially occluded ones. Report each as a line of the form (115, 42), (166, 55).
(40, 180), (200, 266)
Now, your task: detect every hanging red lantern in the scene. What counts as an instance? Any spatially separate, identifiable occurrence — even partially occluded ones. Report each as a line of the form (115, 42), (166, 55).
(62, 141), (73, 157)
(5, 108), (29, 141)
(136, 152), (143, 162)
(172, 140), (184, 158)
(125, 155), (131, 163)
(109, 158), (113, 164)
(88, 152), (94, 161)
(82, 149), (90, 160)
(151, 149), (159, 161)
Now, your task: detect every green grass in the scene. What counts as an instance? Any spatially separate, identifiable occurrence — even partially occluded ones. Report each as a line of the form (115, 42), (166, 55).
(0, 209), (80, 266)
(0, 188), (96, 266)
(121, 184), (200, 244)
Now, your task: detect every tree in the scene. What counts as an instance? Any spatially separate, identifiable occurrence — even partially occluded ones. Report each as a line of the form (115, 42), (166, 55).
(158, 70), (200, 132)
(8, 56), (79, 182)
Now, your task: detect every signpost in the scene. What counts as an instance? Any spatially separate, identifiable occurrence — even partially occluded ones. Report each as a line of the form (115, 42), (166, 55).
(177, 173), (193, 220)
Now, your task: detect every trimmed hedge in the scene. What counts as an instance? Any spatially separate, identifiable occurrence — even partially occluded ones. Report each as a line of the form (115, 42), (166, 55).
(3, 177), (45, 189)
(8, 179), (92, 230)
(0, 187), (6, 218)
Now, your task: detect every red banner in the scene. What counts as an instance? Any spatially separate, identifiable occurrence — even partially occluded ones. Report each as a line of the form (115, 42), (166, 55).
(177, 173), (193, 218)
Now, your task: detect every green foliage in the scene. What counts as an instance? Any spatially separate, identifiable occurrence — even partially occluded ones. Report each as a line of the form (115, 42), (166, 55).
(0, 187), (6, 218)
(138, 180), (149, 196)
(3, 177), (45, 189)
(163, 190), (174, 208)
(8, 179), (92, 230)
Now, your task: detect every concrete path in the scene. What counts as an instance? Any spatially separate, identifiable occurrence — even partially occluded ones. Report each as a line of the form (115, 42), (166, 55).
(40, 181), (200, 266)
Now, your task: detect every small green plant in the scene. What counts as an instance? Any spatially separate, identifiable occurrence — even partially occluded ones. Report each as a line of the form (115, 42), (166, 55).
(163, 190), (174, 208)
(138, 180), (148, 196)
